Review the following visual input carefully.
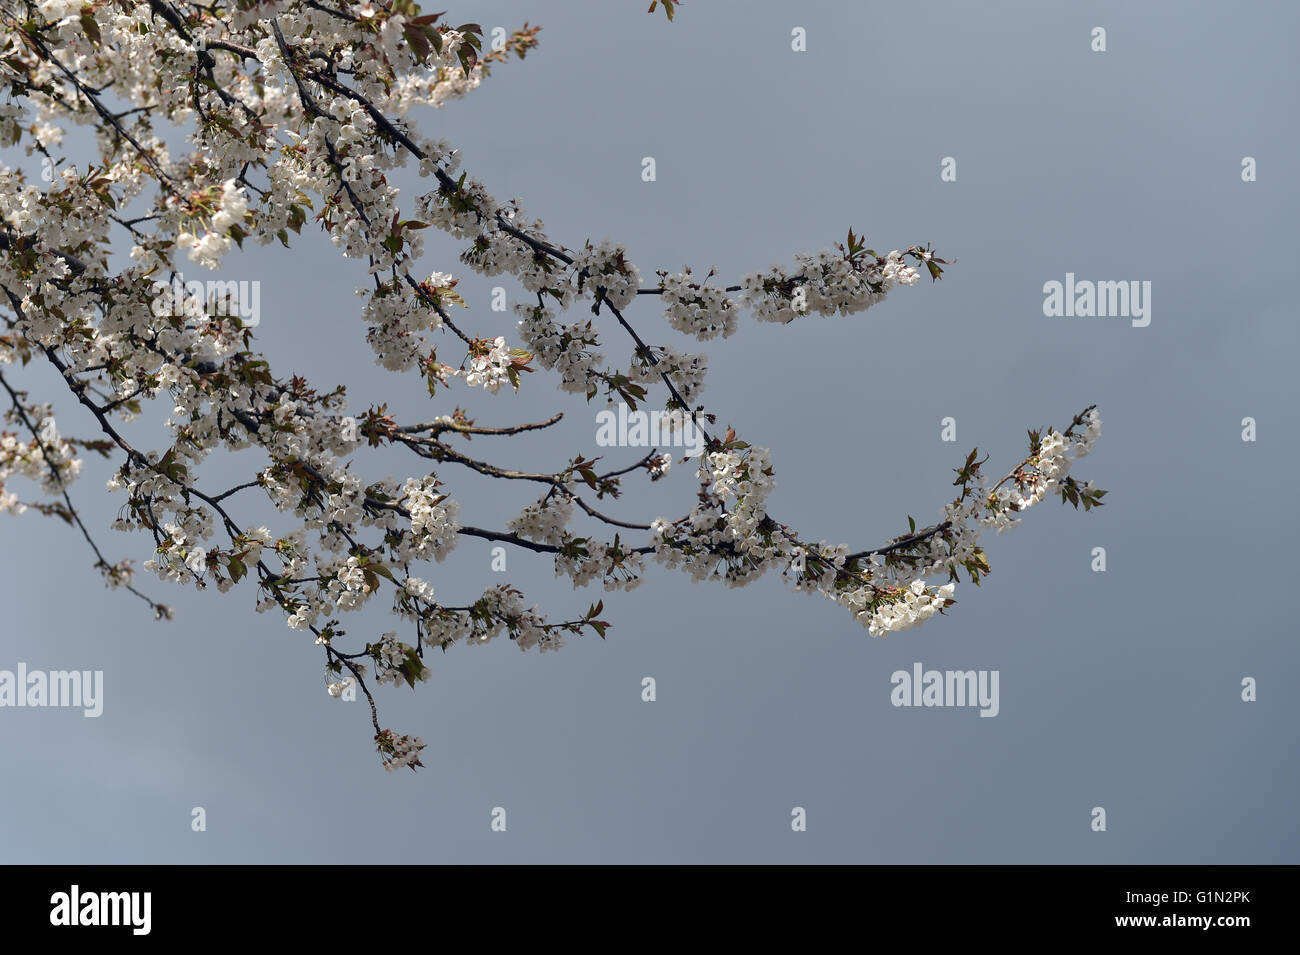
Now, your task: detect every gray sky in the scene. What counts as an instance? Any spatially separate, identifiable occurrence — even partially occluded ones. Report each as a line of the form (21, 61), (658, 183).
(1, 0), (1296, 863)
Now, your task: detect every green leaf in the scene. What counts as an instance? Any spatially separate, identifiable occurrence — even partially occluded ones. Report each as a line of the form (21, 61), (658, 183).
(404, 24), (431, 63)
(80, 12), (101, 44)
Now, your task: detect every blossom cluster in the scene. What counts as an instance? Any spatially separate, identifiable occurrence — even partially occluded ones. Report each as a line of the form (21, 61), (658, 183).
(864, 581), (957, 638)
(402, 476), (461, 561)
(370, 632), (432, 688)
(463, 336), (512, 392)
(570, 241), (642, 311)
(0, 2), (1103, 772)
(176, 180), (251, 270)
(740, 249), (921, 324)
(508, 494), (574, 547)
(515, 306), (604, 394)
(982, 409), (1103, 534)
(627, 345), (708, 405)
(0, 414), (81, 504)
(658, 269), (738, 340)
(375, 729), (426, 773)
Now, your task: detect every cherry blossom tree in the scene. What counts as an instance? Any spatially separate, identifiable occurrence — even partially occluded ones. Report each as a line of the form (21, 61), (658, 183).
(0, 0), (1105, 771)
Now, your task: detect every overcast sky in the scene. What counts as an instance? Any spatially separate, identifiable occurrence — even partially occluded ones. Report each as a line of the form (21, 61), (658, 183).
(1, 0), (1296, 863)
